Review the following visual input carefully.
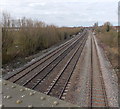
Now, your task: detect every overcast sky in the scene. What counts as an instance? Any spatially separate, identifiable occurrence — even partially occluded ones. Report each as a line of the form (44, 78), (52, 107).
(0, 0), (119, 27)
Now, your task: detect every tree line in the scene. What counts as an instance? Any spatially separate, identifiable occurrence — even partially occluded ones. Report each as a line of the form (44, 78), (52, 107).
(1, 12), (82, 64)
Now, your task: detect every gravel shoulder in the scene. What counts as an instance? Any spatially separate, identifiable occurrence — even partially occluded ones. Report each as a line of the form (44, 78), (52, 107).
(65, 30), (118, 107)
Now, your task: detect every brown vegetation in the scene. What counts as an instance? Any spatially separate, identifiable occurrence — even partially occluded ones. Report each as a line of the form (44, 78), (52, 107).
(94, 22), (118, 71)
(2, 12), (82, 64)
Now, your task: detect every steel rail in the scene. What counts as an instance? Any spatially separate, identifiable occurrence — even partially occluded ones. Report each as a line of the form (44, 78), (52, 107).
(11, 33), (84, 83)
(31, 34), (87, 90)
(92, 36), (109, 107)
(46, 35), (87, 97)
(59, 36), (88, 99)
(5, 32), (80, 80)
(21, 33), (86, 86)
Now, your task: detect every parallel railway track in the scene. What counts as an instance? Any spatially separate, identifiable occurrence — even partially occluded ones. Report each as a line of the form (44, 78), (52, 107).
(46, 35), (87, 99)
(4, 30), (109, 107)
(4, 30), (88, 99)
(5, 31), (86, 81)
(5, 33), (79, 80)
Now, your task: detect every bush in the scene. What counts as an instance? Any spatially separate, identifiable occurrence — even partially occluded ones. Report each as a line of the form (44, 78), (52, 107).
(95, 23), (118, 69)
(2, 12), (82, 64)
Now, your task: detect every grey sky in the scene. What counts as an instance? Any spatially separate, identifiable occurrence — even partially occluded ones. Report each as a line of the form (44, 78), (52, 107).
(0, 0), (119, 27)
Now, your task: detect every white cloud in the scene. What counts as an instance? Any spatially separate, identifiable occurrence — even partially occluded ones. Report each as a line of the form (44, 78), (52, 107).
(0, 0), (119, 26)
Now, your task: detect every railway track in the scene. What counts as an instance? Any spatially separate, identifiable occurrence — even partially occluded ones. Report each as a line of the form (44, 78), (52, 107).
(4, 30), (88, 99)
(46, 35), (87, 99)
(5, 30), (86, 81)
(90, 34), (108, 107)
(3, 29), (111, 107)
(31, 37), (86, 93)
(4, 33), (80, 80)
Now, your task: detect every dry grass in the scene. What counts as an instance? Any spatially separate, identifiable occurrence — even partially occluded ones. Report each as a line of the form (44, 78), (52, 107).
(95, 24), (118, 70)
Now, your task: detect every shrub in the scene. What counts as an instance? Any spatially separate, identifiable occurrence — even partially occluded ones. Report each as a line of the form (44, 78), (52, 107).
(2, 12), (82, 64)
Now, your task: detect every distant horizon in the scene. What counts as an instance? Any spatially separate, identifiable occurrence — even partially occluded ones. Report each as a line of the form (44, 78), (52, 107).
(1, 11), (118, 27)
